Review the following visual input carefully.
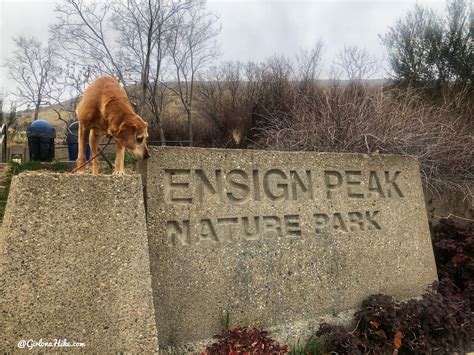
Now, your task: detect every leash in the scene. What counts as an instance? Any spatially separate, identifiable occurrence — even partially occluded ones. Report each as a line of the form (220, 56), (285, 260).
(70, 136), (113, 174)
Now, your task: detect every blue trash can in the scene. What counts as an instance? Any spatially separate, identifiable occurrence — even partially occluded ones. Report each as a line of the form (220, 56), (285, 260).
(66, 122), (90, 161)
(27, 119), (56, 162)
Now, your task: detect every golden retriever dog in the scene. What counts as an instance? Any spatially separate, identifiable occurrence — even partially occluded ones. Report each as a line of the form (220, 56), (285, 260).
(75, 76), (150, 175)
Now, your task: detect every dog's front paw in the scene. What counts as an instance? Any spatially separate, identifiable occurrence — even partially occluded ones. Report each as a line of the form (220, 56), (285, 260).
(113, 170), (126, 176)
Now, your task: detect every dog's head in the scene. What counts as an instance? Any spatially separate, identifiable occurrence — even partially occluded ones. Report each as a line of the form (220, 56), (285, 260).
(112, 113), (150, 159)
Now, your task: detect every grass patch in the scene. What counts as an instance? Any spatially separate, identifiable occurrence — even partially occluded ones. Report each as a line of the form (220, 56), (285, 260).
(10, 161), (72, 175)
(289, 335), (327, 355)
(98, 153), (138, 174)
(0, 168), (13, 221)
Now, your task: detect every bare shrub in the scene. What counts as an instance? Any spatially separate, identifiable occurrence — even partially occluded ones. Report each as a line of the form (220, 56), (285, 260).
(196, 62), (257, 147)
(184, 55), (472, 195)
(194, 56), (303, 147)
(255, 82), (473, 194)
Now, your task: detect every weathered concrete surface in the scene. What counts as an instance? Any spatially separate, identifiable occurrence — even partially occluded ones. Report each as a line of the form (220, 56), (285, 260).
(143, 146), (438, 347)
(1, 173), (158, 352)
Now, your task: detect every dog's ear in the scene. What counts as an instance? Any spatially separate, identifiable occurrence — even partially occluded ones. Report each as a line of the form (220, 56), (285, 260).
(109, 121), (134, 137)
(117, 121), (129, 137)
(117, 121), (138, 149)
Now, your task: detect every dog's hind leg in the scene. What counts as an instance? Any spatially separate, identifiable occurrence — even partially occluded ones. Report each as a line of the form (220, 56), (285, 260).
(89, 129), (103, 175)
(113, 140), (126, 176)
(76, 123), (90, 173)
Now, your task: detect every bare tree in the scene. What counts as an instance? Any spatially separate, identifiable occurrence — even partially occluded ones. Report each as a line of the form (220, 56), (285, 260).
(0, 95), (3, 125)
(112, 0), (193, 142)
(6, 36), (59, 120)
(0, 98), (18, 129)
(167, 4), (220, 145)
(52, 0), (208, 145)
(147, 68), (169, 143)
(3, 101), (18, 133)
(47, 63), (98, 129)
(51, 0), (127, 86)
(334, 45), (381, 81)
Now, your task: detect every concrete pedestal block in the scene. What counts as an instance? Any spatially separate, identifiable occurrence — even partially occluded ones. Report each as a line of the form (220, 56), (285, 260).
(1, 173), (158, 352)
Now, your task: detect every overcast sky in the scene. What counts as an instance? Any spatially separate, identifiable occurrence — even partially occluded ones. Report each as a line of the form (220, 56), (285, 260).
(0, 0), (447, 105)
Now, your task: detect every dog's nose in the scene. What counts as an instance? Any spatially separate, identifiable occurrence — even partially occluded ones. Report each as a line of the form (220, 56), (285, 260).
(143, 150), (150, 160)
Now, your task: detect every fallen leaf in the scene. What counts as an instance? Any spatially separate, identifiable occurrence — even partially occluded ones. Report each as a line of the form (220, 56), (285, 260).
(393, 330), (403, 350)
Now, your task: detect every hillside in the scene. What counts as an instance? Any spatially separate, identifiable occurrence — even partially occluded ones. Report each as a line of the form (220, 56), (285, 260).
(11, 78), (387, 144)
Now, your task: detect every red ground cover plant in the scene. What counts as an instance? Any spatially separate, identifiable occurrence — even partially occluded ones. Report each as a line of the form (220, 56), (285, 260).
(431, 220), (473, 301)
(204, 326), (288, 354)
(316, 279), (471, 354)
(316, 221), (473, 354)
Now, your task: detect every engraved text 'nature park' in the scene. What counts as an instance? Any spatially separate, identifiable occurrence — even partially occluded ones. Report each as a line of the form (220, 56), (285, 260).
(163, 168), (404, 246)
